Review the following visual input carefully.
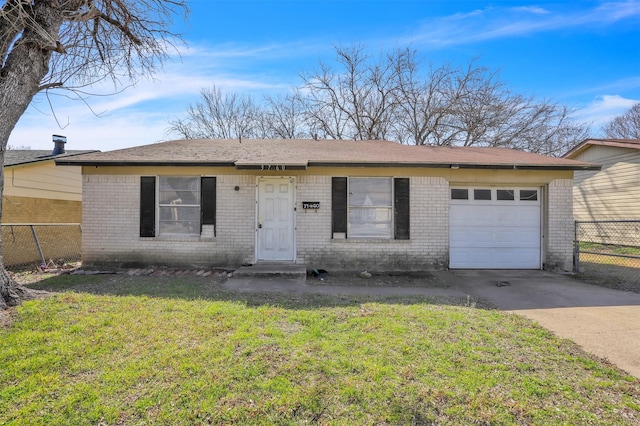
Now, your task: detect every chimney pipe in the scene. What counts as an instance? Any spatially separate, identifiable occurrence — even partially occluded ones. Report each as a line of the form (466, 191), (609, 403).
(52, 134), (66, 156)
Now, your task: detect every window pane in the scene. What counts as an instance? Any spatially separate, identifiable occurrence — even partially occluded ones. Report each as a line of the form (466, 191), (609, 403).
(497, 190), (515, 200)
(520, 190), (538, 201)
(159, 206), (200, 222)
(159, 177), (200, 205)
(451, 189), (468, 200)
(159, 221), (200, 235)
(474, 189), (492, 200)
(349, 178), (392, 206)
(349, 208), (392, 238)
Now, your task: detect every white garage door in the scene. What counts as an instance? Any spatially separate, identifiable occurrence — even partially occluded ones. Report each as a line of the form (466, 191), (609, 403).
(450, 187), (541, 269)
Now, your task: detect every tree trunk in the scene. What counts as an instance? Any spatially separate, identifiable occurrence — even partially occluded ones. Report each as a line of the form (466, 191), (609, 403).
(0, 2), (65, 309)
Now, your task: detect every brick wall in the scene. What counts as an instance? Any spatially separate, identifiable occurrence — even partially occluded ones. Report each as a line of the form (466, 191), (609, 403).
(296, 176), (449, 271)
(82, 172), (574, 272)
(83, 173), (452, 270)
(82, 174), (256, 268)
(2, 195), (82, 223)
(546, 179), (574, 271)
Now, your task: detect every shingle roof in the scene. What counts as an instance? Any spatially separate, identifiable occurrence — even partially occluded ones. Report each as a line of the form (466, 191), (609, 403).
(5, 150), (99, 167)
(55, 139), (599, 170)
(563, 138), (640, 159)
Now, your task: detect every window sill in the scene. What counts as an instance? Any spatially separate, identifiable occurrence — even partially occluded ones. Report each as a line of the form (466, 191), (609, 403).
(139, 236), (215, 243)
(331, 238), (410, 244)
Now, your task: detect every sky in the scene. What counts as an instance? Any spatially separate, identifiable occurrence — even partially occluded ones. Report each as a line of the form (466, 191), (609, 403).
(8, 0), (640, 152)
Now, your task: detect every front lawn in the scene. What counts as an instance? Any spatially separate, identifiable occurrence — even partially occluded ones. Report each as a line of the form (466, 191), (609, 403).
(1, 274), (639, 425)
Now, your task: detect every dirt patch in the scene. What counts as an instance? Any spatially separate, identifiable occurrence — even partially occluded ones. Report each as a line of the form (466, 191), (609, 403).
(0, 308), (13, 328)
(306, 271), (448, 288)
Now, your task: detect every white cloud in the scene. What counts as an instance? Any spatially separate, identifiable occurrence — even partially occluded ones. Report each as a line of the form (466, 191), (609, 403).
(574, 95), (640, 128)
(511, 6), (550, 15)
(8, 42), (304, 151)
(405, 1), (640, 48)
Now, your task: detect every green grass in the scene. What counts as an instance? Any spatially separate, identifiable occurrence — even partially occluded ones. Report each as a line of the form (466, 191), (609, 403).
(1, 275), (639, 425)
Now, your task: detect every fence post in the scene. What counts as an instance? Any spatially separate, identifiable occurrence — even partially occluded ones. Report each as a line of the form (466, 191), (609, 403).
(573, 221), (580, 273)
(30, 225), (46, 267)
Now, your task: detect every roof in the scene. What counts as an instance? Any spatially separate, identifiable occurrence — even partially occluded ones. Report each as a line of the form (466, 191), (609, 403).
(563, 138), (640, 159)
(55, 139), (600, 171)
(5, 150), (99, 167)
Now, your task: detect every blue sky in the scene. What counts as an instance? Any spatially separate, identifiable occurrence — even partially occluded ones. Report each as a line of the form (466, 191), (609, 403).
(9, 0), (640, 151)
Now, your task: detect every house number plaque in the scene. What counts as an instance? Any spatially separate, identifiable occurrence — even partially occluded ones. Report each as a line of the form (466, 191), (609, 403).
(302, 201), (320, 209)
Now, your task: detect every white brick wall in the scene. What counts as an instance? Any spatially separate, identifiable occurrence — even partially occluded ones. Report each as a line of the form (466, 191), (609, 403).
(83, 174), (451, 270)
(546, 179), (574, 271)
(295, 176), (449, 271)
(82, 172), (574, 271)
(82, 174), (256, 268)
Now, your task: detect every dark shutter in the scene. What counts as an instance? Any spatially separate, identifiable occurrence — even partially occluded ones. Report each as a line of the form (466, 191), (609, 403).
(140, 176), (156, 237)
(331, 177), (347, 237)
(394, 178), (410, 240)
(201, 177), (216, 234)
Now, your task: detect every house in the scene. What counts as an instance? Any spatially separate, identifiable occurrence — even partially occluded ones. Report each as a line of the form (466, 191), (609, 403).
(3, 135), (97, 224)
(56, 138), (598, 272)
(563, 138), (640, 221)
(3, 135), (98, 269)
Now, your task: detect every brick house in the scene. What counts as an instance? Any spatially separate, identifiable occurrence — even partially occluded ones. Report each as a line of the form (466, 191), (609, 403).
(57, 139), (598, 272)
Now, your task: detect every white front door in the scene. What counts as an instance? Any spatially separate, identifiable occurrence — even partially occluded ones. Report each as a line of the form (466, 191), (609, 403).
(257, 177), (295, 261)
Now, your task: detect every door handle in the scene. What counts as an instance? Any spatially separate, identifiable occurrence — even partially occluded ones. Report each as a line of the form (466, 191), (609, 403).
(258, 223), (262, 229)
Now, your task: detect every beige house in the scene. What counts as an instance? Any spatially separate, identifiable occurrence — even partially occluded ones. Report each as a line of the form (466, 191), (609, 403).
(57, 139), (598, 272)
(3, 138), (96, 224)
(564, 138), (640, 221)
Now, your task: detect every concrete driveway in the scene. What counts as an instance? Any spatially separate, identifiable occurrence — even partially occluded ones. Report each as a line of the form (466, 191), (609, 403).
(450, 270), (640, 378)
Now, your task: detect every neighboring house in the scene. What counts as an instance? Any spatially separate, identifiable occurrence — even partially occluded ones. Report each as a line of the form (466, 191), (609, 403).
(56, 139), (598, 272)
(3, 136), (97, 223)
(563, 138), (640, 221)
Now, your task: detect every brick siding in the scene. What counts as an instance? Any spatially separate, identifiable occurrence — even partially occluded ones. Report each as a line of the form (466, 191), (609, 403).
(82, 173), (574, 271)
(546, 179), (574, 271)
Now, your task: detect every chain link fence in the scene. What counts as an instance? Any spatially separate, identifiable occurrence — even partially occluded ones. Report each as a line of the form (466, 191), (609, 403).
(2, 224), (81, 273)
(574, 220), (640, 291)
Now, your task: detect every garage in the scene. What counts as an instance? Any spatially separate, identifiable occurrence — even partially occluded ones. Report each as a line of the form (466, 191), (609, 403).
(449, 187), (542, 269)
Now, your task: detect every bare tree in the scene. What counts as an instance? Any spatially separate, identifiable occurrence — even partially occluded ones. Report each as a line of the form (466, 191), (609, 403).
(261, 90), (308, 139)
(394, 58), (589, 154)
(602, 103), (640, 139)
(302, 45), (401, 141)
(167, 44), (589, 155)
(168, 85), (261, 140)
(0, 0), (188, 309)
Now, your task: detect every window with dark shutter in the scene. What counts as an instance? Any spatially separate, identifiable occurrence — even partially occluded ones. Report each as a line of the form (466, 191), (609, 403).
(394, 178), (410, 240)
(201, 177), (216, 234)
(331, 177), (347, 237)
(140, 176), (156, 237)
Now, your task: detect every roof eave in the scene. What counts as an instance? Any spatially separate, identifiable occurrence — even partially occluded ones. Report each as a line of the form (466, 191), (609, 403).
(55, 160), (236, 167)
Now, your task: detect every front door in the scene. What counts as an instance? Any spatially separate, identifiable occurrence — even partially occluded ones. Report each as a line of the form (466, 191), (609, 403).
(257, 177), (295, 261)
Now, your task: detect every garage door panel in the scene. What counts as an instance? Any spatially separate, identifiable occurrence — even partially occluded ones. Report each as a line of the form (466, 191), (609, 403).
(450, 248), (540, 268)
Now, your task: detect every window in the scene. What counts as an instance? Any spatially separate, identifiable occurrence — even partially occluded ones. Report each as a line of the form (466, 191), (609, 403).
(349, 177), (393, 238)
(520, 189), (538, 201)
(159, 177), (201, 235)
(332, 177), (409, 239)
(140, 176), (216, 238)
(497, 189), (515, 201)
(474, 189), (491, 200)
(451, 188), (468, 200)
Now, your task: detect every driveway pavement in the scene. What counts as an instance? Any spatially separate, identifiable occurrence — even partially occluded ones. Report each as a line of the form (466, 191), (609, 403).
(226, 269), (640, 378)
(449, 270), (640, 378)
